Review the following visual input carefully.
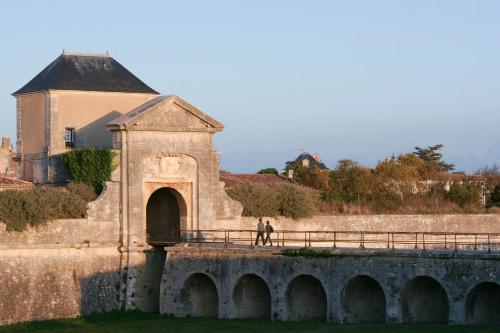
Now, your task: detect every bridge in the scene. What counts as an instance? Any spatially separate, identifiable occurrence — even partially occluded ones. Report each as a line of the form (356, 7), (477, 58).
(151, 229), (500, 326)
(176, 229), (500, 252)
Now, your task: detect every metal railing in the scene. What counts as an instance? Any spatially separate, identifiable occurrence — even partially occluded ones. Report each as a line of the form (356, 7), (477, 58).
(179, 229), (500, 253)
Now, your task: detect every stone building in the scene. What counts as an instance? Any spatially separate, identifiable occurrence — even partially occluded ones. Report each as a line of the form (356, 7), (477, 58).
(0, 137), (16, 175)
(13, 51), (159, 183)
(12, 50), (242, 245)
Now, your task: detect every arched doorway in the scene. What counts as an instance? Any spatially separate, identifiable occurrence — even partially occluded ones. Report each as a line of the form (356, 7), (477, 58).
(146, 187), (186, 245)
(180, 273), (219, 317)
(401, 276), (449, 324)
(286, 275), (327, 321)
(465, 282), (500, 325)
(342, 275), (386, 323)
(232, 274), (271, 319)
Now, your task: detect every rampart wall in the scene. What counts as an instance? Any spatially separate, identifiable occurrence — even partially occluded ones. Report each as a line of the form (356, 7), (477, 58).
(218, 215), (500, 233)
(0, 208), (499, 325)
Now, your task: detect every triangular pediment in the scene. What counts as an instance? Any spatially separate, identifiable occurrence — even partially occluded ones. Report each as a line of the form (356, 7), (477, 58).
(107, 95), (224, 132)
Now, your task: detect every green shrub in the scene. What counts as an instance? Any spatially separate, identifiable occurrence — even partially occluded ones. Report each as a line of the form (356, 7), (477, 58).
(446, 181), (482, 209)
(227, 183), (317, 219)
(277, 184), (317, 219)
(66, 182), (97, 202)
(257, 168), (279, 175)
(227, 183), (280, 217)
(0, 187), (87, 232)
(281, 247), (332, 258)
(491, 185), (500, 207)
(61, 148), (117, 195)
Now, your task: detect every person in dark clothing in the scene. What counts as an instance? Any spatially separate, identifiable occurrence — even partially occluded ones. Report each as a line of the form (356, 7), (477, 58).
(255, 217), (265, 246)
(264, 221), (274, 246)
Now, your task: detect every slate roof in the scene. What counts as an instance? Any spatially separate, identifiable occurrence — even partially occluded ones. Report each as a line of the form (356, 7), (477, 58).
(13, 52), (159, 95)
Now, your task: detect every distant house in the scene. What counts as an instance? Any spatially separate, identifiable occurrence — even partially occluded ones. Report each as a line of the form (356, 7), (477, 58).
(0, 174), (33, 191)
(428, 173), (487, 206)
(0, 137), (16, 176)
(284, 152), (328, 179)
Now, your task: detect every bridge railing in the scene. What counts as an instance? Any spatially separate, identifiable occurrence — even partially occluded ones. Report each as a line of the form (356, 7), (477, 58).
(179, 229), (500, 252)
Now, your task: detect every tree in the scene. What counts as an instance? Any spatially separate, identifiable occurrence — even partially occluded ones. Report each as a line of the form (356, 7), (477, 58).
(476, 164), (500, 207)
(257, 168), (279, 175)
(330, 160), (373, 204)
(290, 164), (332, 192)
(491, 185), (500, 207)
(373, 154), (424, 199)
(413, 144), (455, 177)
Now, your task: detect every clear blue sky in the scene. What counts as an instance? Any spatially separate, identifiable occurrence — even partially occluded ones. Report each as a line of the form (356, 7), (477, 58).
(1, 1), (499, 173)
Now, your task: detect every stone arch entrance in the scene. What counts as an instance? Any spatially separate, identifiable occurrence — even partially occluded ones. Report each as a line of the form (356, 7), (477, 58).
(401, 276), (449, 324)
(342, 275), (386, 323)
(232, 274), (271, 319)
(286, 275), (327, 321)
(180, 273), (219, 317)
(465, 282), (500, 325)
(146, 187), (187, 245)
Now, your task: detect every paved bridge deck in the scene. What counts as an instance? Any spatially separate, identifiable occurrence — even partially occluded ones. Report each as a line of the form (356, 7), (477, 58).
(175, 242), (500, 259)
(174, 229), (500, 253)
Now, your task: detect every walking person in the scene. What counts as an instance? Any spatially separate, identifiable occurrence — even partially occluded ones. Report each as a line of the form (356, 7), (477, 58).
(264, 220), (274, 246)
(255, 217), (265, 246)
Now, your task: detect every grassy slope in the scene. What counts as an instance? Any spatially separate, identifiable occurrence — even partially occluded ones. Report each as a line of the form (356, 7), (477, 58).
(0, 312), (497, 333)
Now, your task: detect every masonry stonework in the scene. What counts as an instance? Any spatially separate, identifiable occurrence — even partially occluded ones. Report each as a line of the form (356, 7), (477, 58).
(160, 247), (500, 325)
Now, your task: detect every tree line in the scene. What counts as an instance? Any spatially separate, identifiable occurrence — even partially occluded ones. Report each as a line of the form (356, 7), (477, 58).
(246, 145), (500, 217)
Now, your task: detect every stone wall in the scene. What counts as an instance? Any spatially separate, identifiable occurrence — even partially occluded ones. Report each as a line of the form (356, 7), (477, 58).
(0, 247), (121, 325)
(218, 214), (500, 233)
(0, 180), (123, 325)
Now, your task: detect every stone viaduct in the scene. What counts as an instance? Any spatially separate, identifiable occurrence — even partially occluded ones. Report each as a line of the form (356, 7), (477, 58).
(161, 248), (500, 325)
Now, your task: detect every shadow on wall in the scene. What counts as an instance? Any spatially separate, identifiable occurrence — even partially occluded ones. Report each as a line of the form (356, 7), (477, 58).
(78, 248), (167, 316)
(75, 111), (122, 148)
(79, 270), (121, 315)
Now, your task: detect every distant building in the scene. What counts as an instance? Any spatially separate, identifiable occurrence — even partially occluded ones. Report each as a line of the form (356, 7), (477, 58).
(0, 137), (16, 176)
(13, 51), (159, 183)
(284, 152), (328, 178)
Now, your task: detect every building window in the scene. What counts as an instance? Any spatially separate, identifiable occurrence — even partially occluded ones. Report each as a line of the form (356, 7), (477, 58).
(65, 128), (75, 148)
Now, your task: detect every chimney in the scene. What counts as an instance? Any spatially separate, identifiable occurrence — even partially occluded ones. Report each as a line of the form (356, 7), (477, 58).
(2, 137), (10, 149)
(313, 154), (321, 163)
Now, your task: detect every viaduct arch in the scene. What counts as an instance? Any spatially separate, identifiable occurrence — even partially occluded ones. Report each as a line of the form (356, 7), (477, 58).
(180, 273), (219, 318)
(232, 274), (271, 319)
(401, 276), (449, 324)
(465, 282), (500, 325)
(341, 275), (386, 323)
(286, 275), (327, 321)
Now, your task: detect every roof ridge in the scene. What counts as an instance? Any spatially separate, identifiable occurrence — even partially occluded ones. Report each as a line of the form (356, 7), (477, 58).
(62, 50), (110, 57)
